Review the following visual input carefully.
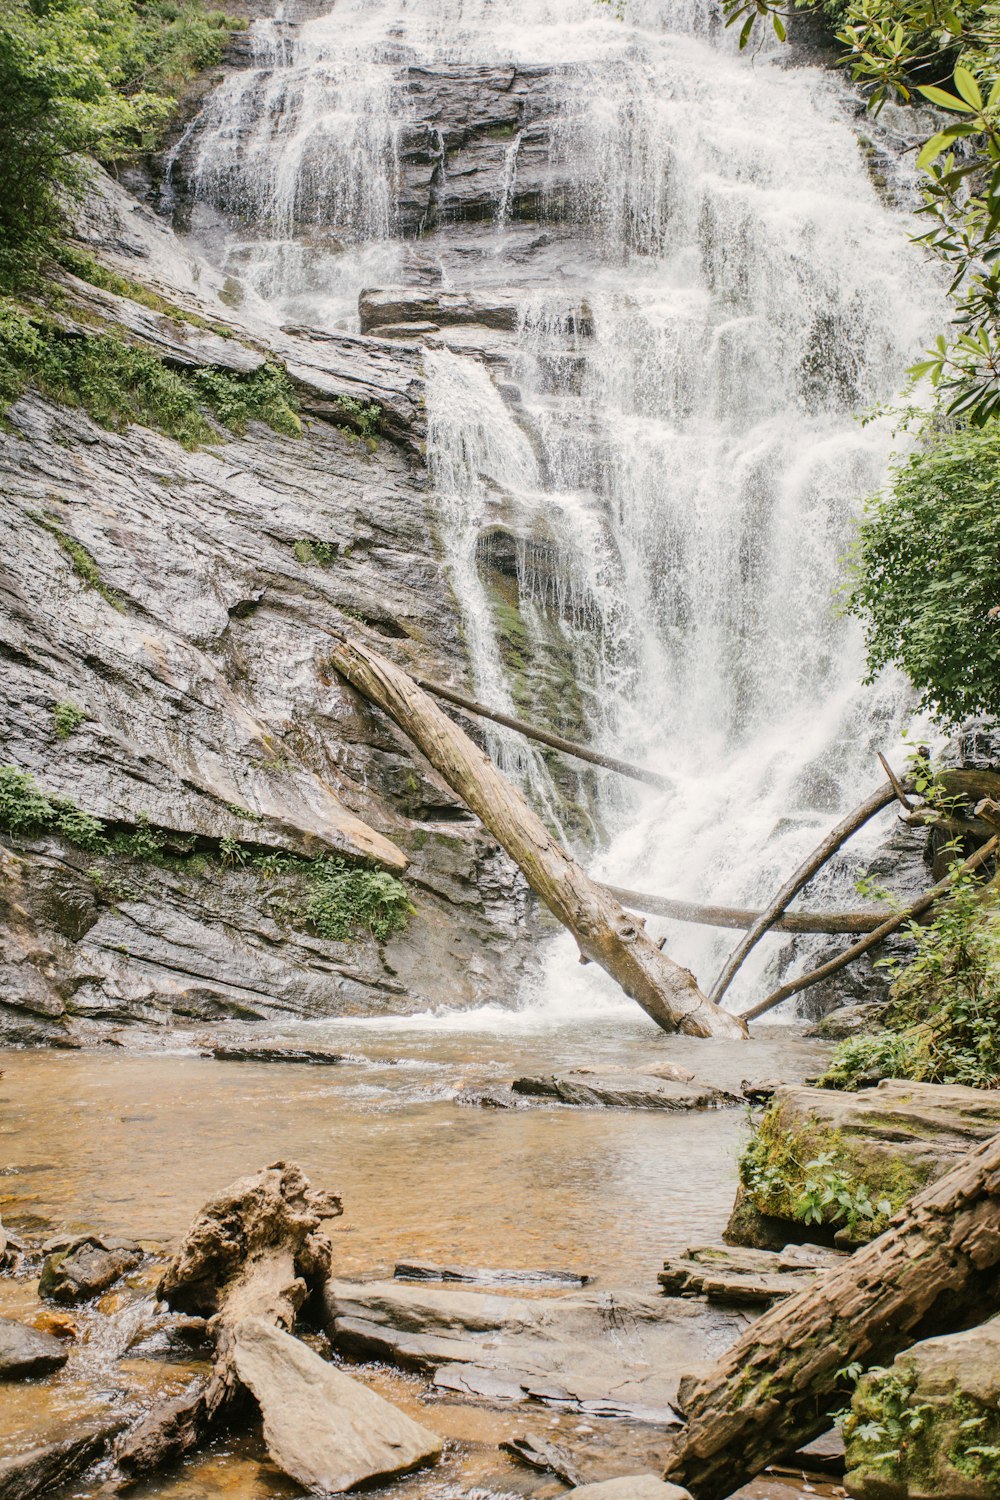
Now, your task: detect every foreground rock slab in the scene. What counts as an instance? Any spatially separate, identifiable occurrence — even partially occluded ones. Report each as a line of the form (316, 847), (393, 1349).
(39, 1236), (143, 1304)
(845, 1316), (1000, 1500)
(324, 1279), (746, 1422)
(0, 1318), (69, 1380)
(232, 1317), (442, 1492)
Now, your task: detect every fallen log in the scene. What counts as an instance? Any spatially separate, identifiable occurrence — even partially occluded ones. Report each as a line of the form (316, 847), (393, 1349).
(661, 1127), (1000, 1500)
(742, 835), (999, 1023)
(414, 675), (673, 791)
(708, 779), (902, 1005)
(113, 1162), (341, 1486)
(330, 635), (745, 1039)
(602, 884), (888, 934)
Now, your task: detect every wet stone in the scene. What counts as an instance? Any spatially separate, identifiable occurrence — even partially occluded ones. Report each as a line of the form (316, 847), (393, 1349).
(0, 1418), (124, 1500)
(0, 1318), (68, 1380)
(38, 1236), (144, 1304)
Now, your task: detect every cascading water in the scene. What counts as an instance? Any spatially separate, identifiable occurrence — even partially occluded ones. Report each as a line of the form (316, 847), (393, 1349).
(179, 0), (944, 1019)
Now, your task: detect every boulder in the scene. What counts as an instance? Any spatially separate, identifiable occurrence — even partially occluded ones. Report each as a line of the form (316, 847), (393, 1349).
(0, 1419), (124, 1500)
(324, 1279), (747, 1422)
(0, 1319), (69, 1380)
(38, 1236), (143, 1304)
(844, 1317), (1000, 1500)
(565, 1480), (692, 1499)
(232, 1317), (442, 1492)
(728, 1080), (1000, 1248)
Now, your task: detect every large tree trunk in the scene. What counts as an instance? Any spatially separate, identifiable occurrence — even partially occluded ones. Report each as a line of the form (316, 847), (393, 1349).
(661, 1130), (1000, 1500)
(330, 635), (746, 1039)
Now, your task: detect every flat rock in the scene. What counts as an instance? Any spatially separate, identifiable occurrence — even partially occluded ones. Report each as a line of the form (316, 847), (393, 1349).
(0, 1419), (124, 1500)
(38, 1236), (143, 1304)
(394, 1261), (590, 1288)
(659, 1243), (844, 1305)
(565, 1478), (692, 1498)
(232, 1316), (442, 1493)
(205, 1045), (348, 1066)
(511, 1071), (735, 1111)
(0, 1319), (69, 1380)
(324, 1279), (747, 1423)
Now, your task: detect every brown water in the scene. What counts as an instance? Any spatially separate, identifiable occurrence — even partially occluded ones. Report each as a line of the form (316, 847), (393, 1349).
(0, 1017), (840, 1499)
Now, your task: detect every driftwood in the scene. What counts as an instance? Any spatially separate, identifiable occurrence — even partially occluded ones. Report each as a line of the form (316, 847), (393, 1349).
(414, 675), (672, 791)
(113, 1162), (341, 1486)
(709, 779), (901, 1005)
(331, 635), (746, 1039)
(602, 884), (888, 934)
(662, 1128), (1000, 1500)
(742, 835), (999, 1023)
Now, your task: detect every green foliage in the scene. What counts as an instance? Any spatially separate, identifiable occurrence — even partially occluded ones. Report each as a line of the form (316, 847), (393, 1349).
(292, 538), (337, 567)
(191, 364), (302, 438)
(738, 1106), (919, 1240)
(335, 394), (381, 449)
(842, 1365), (934, 1471)
(821, 874), (1000, 1090)
(844, 423), (1000, 722)
(3, 304), (301, 446)
(0, 764), (106, 849)
(52, 700), (87, 739)
(0, 0), (239, 289)
(303, 857), (412, 943)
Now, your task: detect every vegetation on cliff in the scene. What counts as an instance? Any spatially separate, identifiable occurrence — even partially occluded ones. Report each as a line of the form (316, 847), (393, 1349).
(0, 0), (241, 289)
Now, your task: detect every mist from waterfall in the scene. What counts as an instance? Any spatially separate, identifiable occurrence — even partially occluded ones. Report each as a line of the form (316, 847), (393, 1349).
(182, 0), (944, 1019)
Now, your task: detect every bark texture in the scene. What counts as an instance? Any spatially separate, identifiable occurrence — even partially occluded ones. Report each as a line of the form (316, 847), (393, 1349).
(330, 636), (746, 1039)
(661, 1130), (1000, 1500)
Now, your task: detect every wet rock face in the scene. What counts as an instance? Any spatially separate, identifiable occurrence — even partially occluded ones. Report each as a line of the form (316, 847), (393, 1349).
(0, 178), (537, 1043)
(844, 1317), (1000, 1500)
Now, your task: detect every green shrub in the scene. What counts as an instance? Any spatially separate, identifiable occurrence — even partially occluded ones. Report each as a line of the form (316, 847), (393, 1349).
(304, 857), (412, 942)
(52, 701), (87, 740)
(845, 423), (1000, 725)
(820, 876), (1000, 1091)
(335, 394), (381, 449)
(0, 764), (106, 849)
(3, 304), (301, 447)
(292, 539), (337, 567)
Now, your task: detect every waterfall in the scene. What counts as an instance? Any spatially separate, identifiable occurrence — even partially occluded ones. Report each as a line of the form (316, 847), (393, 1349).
(180, 0), (944, 1017)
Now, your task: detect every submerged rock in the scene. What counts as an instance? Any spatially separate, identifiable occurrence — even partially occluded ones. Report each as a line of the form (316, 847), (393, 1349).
(0, 1418), (124, 1500)
(232, 1316), (442, 1492)
(0, 1319), (68, 1380)
(844, 1317), (1000, 1500)
(38, 1236), (143, 1305)
(324, 1279), (747, 1422)
(394, 1261), (591, 1288)
(204, 1044), (349, 1066)
(511, 1069), (736, 1110)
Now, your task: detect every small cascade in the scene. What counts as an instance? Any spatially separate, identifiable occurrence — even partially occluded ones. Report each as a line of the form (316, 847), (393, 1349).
(177, 0), (945, 1017)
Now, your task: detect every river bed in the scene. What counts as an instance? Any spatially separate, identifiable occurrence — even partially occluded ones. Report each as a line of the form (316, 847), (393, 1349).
(0, 1018), (843, 1499)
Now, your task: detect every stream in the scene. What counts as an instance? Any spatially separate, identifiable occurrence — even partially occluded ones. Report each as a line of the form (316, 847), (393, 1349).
(0, 1022), (835, 1497)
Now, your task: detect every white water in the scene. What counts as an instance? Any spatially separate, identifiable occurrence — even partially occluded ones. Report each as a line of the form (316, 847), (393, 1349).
(181, 0), (943, 1020)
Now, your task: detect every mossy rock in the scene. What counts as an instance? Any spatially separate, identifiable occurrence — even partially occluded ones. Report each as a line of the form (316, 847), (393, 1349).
(844, 1317), (1000, 1499)
(729, 1080), (1000, 1248)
